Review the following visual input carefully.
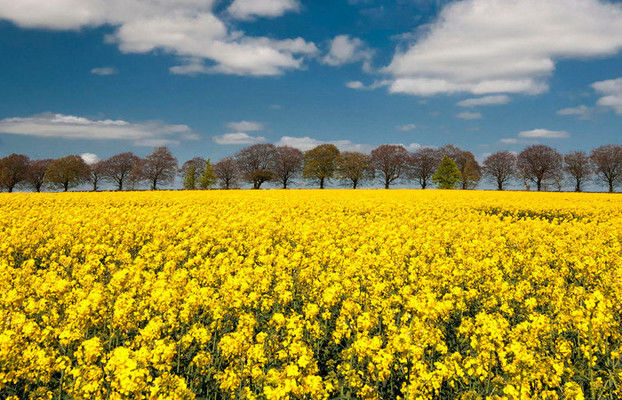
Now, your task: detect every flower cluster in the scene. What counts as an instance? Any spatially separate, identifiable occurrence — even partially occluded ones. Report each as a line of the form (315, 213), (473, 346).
(0, 190), (620, 400)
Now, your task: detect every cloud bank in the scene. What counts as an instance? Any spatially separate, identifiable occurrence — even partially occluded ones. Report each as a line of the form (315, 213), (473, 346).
(384, 0), (622, 96)
(0, 0), (315, 76)
(0, 112), (197, 146)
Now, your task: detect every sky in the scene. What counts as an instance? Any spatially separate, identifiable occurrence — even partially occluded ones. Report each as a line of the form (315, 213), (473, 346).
(0, 0), (621, 171)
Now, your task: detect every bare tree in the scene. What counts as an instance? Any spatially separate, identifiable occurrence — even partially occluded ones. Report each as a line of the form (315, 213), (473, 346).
(438, 145), (464, 163)
(141, 147), (178, 190)
(408, 148), (440, 189)
(336, 151), (372, 189)
(483, 151), (516, 191)
(214, 157), (239, 189)
(126, 161), (146, 190)
(88, 161), (107, 192)
(370, 144), (409, 189)
(45, 155), (90, 191)
(517, 145), (562, 191)
(590, 144), (622, 193)
(0, 153), (30, 192)
(564, 151), (592, 192)
(303, 144), (340, 189)
(25, 159), (53, 192)
(235, 144), (277, 189)
(274, 146), (303, 189)
(101, 152), (141, 191)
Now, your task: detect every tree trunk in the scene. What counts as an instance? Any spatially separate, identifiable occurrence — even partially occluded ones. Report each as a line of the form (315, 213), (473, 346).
(152, 179), (157, 190)
(8, 186), (13, 193)
(536, 179), (542, 191)
(63, 182), (69, 192)
(319, 178), (324, 189)
(497, 178), (503, 191)
(352, 179), (358, 189)
(609, 180), (614, 193)
(575, 179), (581, 192)
(282, 180), (287, 189)
(384, 179), (390, 189)
(118, 180), (123, 191)
(421, 180), (427, 189)
(35, 184), (41, 192)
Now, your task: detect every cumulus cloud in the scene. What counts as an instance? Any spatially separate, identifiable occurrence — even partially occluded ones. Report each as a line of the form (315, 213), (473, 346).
(0, 0), (317, 77)
(518, 129), (570, 139)
(213, 132), (266, 145)
(457, 112), (482, 120)
(322, 35), (373, 67)
(0, 112), (195, 146)
(592, 78), (622, 115)
(396, 123), (416, 131)
(276, 136), (373, 152)
(226, 121), (263, 132)
(457, 95), (511, 107)
(227, 0), (300, 20)
(90, 67), (118, 76)
(557, 105), (592, 120)
(384, 0), (622, 96)
(80, 153), (100, 165)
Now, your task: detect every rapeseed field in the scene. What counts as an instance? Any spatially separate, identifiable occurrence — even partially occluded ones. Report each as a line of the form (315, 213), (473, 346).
(0, 190), (620, 400)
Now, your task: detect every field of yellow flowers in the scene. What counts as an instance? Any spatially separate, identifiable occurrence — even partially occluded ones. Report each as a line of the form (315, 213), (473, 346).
(0, 190), (620, 400)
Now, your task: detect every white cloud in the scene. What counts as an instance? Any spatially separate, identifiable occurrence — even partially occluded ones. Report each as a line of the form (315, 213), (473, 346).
(134, 138), (180, 147)
(346, 81), (365, 89)
(396, 123), (416, 131)
(227, 0), (300, 20)
(276, 136), (323, 151)
(0, 0), (317, 77)
(213, 132), (266, 145)
(457, 111), (482, 120)
(226, 121), (263, 132)
(276, 136), (373, 152)
(592, 78), (622, 115)
(384, 0), (622, 96)
(91, 67), (118, 76)
(499, 138), (520, 145)
(457, 95), (511, 107)
(389, 78), (547, 96)
(0, 112), (195, 146)
(518, 129), (570, 139)
(322, 35), (373, 67)
(345, 79), (390, 90)
(557, 105), (592, 120)
(80, 153), (100, 165)
(169, 61), (212, 76)
(406, 143), (421, 151)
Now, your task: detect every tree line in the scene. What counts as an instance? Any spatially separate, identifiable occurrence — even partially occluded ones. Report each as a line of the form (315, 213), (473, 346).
(0, 143), (620, 193)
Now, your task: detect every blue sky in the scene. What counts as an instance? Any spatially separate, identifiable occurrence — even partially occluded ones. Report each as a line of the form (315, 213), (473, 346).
(0, 0), (621, 167)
